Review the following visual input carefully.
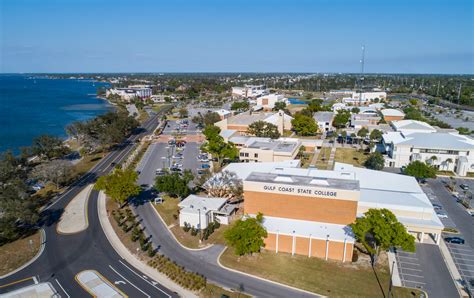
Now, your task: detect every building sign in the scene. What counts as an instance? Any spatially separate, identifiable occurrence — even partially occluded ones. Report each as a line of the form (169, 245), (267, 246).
(263, 185), (337, 198)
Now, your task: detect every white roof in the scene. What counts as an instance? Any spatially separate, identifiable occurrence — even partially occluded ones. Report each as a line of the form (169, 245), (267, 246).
(178, 195), (227, 214)
(384, 131), (474, 150)
(222, 160), (300, 181)
(219, 129), (238, 139)
(260, 215), (355, 243)
(392, 120), (436, 133)
(215, 109), (231, 116)
(381, 109), (405, 117)
(264, 112), (293, 126)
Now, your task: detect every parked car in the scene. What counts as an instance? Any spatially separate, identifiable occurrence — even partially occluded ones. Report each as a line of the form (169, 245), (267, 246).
(436, 211), (448, 219)
(197, 169), (209, 175)
(201, 164), (210, 169)
(155, 168), (167, 176)
(445, 237), (465, 244)
(170, 167), (182, 173)
(432, 203), (442, 210)
(460, 184), (470, 191)
(168, 139), (176, 145)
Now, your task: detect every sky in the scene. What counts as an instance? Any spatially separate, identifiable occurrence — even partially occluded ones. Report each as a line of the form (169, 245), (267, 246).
(1, 0), (473, 74)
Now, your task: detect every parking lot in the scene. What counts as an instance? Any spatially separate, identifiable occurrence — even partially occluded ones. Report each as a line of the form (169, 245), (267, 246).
(395, 248), (426, 289)
(425, 178), (474, 294)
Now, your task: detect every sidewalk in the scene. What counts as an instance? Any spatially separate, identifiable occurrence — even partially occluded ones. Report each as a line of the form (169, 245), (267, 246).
(57, 184), (93, 234)
(97, 191), (197, 298)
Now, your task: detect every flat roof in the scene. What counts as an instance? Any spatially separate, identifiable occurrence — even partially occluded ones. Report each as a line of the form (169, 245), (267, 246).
(313, 111), (334, 123)
(247, 139), (299, 153)
(221, 160), (300, 181)
(381, 108), (405, 117)
(179, 195), (227, 214)
(394, 132), (474, 150)
(245, 171), (360, 191)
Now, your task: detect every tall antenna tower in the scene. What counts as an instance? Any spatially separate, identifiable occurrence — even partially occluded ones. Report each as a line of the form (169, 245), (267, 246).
(358, 45), (365, 104)
(457, 83), (462, 104)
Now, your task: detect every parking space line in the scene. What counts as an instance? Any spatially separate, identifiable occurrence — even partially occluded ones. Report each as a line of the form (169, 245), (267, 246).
(400, 267), (423, 272)
(398, 261), (421, 266)
(402, 280), (426, 285)
(400, 272), (424, 278)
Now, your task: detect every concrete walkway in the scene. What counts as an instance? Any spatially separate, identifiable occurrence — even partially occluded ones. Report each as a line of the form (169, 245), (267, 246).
(97, 191), (197, 298)
(1, 282), (58, 298)
(57, 184), (93, 234)
(327, 146), (337, 169)
(309, 148), (321, 167)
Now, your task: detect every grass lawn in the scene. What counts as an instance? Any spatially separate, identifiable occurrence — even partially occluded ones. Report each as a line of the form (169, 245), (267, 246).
(72, 151), (106, 177)
(0, 231), (41, 276)
(220, 248), (422, 298)
(334, 147), (369, 167)
(314, 147), (332, 170)
(199, 283), (251, 298)
(467, 172), (474, 177)
(300, 153), (315, 168)
(437, 171), (455, 176)
(153, 196), (230, 249)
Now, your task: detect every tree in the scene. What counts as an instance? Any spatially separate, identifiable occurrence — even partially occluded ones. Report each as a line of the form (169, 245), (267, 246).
(31, 134), (70, 160)
(203, 112), (222, 126)
(231, 101), (249, 111)
(350, 208), (415, 264)
(247, 121), (280, 139)
(369, 129), (383, 141)
(95, 168), (141, 207)
(291, 114), (318, 136)
(224, 213), (267, 255)
(332, 110), (351, 128)
(444, 158), (453, 171)
(0, 152), (39, 245)
(340, 130), (347, 147)
(351, 107), (360, 114)
(273, 101), (287, 111)
(31, 159), (73, 189)
(202, 126), (238, 166)
(357, 127), (369, 149)
(179, 108), (188, 118)
(403, 161), (437, 179)
(154, 170), (194, 198)
(202, 171), (243, 202)
(364, 152), (385, 170)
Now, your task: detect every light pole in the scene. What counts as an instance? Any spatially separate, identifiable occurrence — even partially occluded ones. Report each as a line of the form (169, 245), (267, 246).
(198, 209), (202, 242)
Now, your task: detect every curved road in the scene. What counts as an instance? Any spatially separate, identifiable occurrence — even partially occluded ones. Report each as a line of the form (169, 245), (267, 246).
(0, 113), (176, 297)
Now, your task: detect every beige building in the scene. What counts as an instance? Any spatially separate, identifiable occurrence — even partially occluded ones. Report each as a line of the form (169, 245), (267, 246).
(215, 110), (293, 135)
(229, 137), (301, 163)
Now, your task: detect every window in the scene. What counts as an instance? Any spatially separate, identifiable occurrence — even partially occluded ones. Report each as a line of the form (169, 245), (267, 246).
(254, 153), (258, 158)
(244, 153), (249, 157)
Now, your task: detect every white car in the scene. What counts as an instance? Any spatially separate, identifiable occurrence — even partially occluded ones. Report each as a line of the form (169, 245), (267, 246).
(436, 212), (448, 219)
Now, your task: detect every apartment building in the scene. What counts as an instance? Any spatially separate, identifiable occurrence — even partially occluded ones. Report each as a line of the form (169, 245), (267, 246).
(256, 94), (289, 110)
(231, 85), (268, 98)
(106, 87), (152, 101)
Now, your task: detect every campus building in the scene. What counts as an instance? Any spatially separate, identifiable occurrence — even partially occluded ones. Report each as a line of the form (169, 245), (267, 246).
(313, 112), (334, 132)
(381, 108), (405, 122)
(343, 91), (387, 105)
(229, 137), (302, 163)
(239, 162), (443, 262)
(255, 94), (289, 110)
(231, 85), (268, 98)
(215, 110), (293, 135)
(106, 87), (152, 101)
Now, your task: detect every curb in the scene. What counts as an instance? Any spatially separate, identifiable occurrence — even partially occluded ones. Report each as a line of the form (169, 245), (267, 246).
(97, 191), (196, 298)
(0, 228), (46, 280)
(56, 184), (93, 235)
(149, 201), (214, 251)
(439, 238), (466, 297)
(216, 247), (324, 298)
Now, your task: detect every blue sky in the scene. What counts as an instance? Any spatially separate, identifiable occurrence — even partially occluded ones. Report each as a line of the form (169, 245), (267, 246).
(1, 0), (473, 73)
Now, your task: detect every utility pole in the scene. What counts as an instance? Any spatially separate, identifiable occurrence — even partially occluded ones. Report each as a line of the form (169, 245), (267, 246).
(436, 81), (440, 97)
(457, 83), (462, 105)
(359, 45), (365, 105)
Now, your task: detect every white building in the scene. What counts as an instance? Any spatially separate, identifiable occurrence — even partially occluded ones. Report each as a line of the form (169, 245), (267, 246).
(214, 109), (232, 120)
(231, 85), (268, 98)
(256, 94), (288, 110)
(178, 195), (234, 229)
(106, 87), (152, 101)
(343, 91), (387, 105)
(313, 112), (335, 132)
(215, 110), (293, 135)
(382, 127), (474, 176)
(391, 120), (436, 134)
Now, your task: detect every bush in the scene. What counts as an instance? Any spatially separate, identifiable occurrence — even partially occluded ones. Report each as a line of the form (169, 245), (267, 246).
(190, 227), (198, 236)
(352, 250), (359, 262)
(147, 244), (156, 257)
(182, 222), (191, 232)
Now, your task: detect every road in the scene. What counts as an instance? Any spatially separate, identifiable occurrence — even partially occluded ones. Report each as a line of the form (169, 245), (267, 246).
(0, 112), (176, 297)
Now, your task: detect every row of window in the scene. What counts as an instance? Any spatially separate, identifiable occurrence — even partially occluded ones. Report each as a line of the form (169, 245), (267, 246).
(239, 152), (258, 158)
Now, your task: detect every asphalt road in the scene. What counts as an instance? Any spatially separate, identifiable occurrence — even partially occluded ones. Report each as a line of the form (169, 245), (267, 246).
(0, 112), (176, 297)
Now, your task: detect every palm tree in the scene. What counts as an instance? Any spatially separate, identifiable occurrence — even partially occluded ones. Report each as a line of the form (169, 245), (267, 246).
(445, 158), (453, 171)
(429, 155), (438, 166)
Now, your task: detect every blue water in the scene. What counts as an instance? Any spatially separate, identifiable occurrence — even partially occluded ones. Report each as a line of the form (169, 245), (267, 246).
(288, 98), (306, 105)
(0, 75), (112, 154)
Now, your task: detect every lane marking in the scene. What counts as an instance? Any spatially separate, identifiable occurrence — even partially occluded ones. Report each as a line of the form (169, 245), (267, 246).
(0, 276), (33, 289)
(118, 260), (171, 297)
(109, 265), (150, 298)
(55, 279), (70, 298)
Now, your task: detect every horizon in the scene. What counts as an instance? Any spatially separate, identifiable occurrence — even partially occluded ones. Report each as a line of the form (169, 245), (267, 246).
(1, 0), (473, 74)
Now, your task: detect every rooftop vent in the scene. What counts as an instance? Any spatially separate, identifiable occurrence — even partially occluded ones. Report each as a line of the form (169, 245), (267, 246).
(274, 176), (293, 183)
(309, 179), (329, 186)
